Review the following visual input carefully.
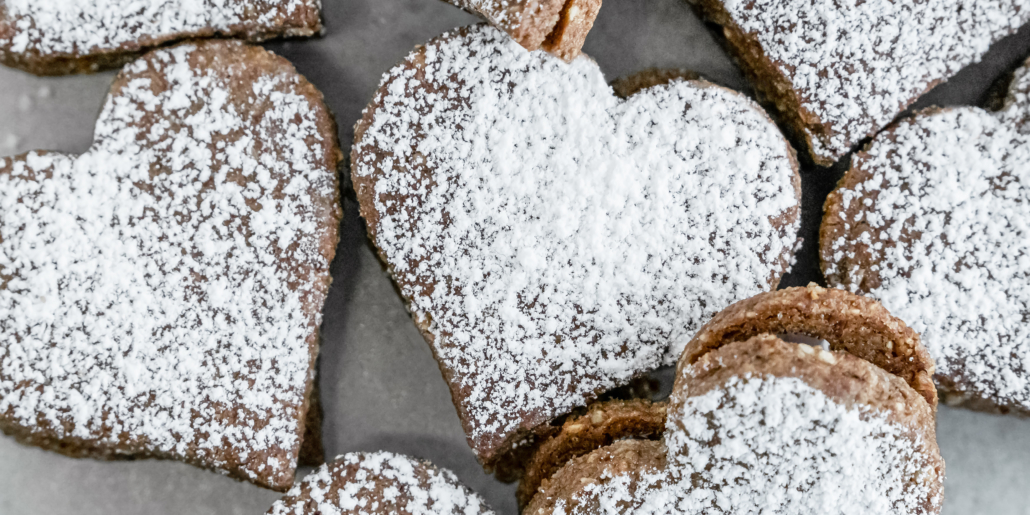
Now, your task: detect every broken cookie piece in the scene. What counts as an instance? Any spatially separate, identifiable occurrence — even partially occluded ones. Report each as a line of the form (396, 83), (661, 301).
(441, 0), (601, 61)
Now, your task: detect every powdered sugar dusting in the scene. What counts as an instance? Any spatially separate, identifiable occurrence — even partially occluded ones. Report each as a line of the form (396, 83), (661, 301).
(353, 25), (799, 458)
(721, 0), (1030, 163)
(824, 62), (1030, 410)
(0, 41), (338, 486)
(999, 60), (1030, 132)
(556, 376), (939, 514)
(268, 452), (494, 515)
(1, 0), (318, 56)
(445, 0), (543, 37)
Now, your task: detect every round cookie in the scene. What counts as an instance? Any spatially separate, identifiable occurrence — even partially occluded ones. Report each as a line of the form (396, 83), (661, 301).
(352, 23), (801, 466)
(525, 289), (943, 515)
(0, 40), (341, 491)
(821, 58), (1030, 415)
(268, 452), (494, 515)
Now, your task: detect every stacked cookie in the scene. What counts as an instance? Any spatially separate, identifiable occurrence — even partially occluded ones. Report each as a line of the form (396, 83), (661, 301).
(258, 287), (943, 514)
(1, 3), (339, 492)
(821, 58), (1030, 415)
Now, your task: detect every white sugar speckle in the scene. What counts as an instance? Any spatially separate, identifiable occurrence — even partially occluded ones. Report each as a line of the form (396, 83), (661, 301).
(720, 0), (1030, 162)
(353, 25), (800, 459)
(448, 0), (531, 36)
(269, 452), (495, 515)
(824, 61), (1030, 410)
(1, 0), (317, 57)
(558, 375), (939, 514)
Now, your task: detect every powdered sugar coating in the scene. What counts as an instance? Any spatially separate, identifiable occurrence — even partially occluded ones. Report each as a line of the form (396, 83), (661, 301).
(720, 0), (1030, 163)
(446, 0), (534, 34)
(0, 41), (339, 489)
(822, 62), (1030, 411)
(268, 452), (494, 515)
(0, 0), (320, 70)
(352, 25), (800, 460)
(999, 60), (1030, 132)
(552, 375), (939, 514)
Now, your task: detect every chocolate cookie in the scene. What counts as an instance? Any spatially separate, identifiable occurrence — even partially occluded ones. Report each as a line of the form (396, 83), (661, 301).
(516, 399), (667, 507)
(683, 284), (937, 408)
(0, 0), (322, 75)
(268, 452), (494, 515)
(441, 0), (601, 61)
(0, 40), (341, 491)
(821, 58), (1030, 415)
(352, 24), (801, 467)
(690, 0), (1030, 165)
(525, 288), (943, 514)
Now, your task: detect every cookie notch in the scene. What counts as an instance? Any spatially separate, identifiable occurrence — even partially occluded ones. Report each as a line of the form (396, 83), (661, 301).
(0, 0), (323, 75)
(0, 40), (341, 490)
(821, 57), (1030, 416)
(352, 23), (801, 471)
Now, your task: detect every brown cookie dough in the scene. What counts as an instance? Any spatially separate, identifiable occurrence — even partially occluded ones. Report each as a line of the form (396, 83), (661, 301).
(268, 452), (495, 515)
(0, 40), (341, 491)
(0, 0), (322, 76)
(683, 284), (937, 408)
(517, 399), (667, 508)
(820, 58), (1030, 416)
(527, 335), (944, 515)
(441, 0), (601, 62)
(352, 24), (800, 468)
(610, 69), (704, 99)
(525, 439), (668, 515)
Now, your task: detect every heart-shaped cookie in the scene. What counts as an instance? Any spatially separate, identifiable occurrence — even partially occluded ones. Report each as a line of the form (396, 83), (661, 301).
(525, 286), (944, 514)
(352, 24), (801, 465)
(821, 58), (1030, 415)
(442, 0), (601, 61)
(268, 452), (494, 515)
(692, 0), (1030, 165)
(0, 0), (322, 75)
(0, 40), (341, 490)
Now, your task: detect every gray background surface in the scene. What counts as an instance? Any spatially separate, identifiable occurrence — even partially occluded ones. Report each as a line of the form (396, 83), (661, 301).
(1, 0), (1029, 514)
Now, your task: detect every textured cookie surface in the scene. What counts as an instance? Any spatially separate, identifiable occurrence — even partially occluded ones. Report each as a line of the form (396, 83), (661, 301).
(517, 399), (667, 507)
(352, 24), (800, 464)
(693, 0), (1030, 165)
(821, 59), (1030, 414)
(527, 336), (944, 515)
(268, 452), (494, 515)
(442, 0), (601, 61)
(0, 0), (322, 75)
(0, 40), (341, 490)
(684, 285), (938, 407)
